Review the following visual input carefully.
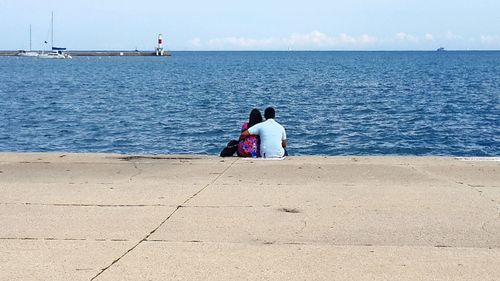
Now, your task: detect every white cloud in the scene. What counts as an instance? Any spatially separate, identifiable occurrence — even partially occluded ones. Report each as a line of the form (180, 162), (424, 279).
(285, 31), (335, 47)
(480, 35), (500, 45)
(444, 31), (463, 41)
(396, 32), (419, 43)
(187, 31), (500, 50)
(207, 37), (276, 48)
(338, 33), (356, 44)
(189, 37), (202, 48)
(189, 31), (379, 50)
(359, 34), (378, 44)
(283, 31), (378, 47)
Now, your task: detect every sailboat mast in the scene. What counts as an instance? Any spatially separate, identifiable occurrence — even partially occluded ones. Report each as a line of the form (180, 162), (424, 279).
(51, 12), (54, 49)
(29, 24), (32, 51)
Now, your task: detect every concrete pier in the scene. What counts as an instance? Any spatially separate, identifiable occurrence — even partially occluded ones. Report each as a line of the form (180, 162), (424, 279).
(0, 50), (171, 57)
(69, 50), (171, 57)
(0, 153), (498, 280)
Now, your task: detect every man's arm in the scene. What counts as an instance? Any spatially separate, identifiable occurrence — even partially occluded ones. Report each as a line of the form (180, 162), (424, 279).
(281, 127), (287, 148)
(242, 124), (260, 140)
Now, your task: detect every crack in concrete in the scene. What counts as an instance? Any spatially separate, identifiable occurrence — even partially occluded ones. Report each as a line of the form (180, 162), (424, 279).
(278, 207), (301, 213)
(410, 165), (500, 237)
(463, 182), (500, 235)
(89, 207), (181, 281)
(128, 161), (143, 182)
(410, 165), (498, 205)
(465, 183), (499, 207)
(296, 220), (308, 235)
(89, 158), (238, 281)
(480, 222), (494, 235)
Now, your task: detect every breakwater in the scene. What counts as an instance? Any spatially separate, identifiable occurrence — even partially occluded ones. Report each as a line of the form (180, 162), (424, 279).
(0, 50), (171, 57)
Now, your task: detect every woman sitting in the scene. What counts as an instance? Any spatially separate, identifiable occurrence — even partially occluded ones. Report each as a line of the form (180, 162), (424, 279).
(238, 109), (262, 157)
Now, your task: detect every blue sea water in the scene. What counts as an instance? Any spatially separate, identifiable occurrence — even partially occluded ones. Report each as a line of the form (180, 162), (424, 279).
(0, 51), (499, 156)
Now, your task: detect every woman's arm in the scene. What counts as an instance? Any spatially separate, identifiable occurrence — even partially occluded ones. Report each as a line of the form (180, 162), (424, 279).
(240, 130), (250, 140)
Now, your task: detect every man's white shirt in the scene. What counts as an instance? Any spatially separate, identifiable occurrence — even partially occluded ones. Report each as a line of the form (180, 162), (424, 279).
(248, 119), (286, 158)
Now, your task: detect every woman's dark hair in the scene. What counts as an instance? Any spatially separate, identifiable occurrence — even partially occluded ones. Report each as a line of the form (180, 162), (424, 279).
(248, 108), (263, 127)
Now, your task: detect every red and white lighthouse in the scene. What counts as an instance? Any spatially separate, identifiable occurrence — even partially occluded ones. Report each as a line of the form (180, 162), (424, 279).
(156, 34), (165, 56)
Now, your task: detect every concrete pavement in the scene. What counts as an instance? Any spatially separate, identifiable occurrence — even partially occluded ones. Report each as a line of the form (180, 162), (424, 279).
(0, 153), (499, 280)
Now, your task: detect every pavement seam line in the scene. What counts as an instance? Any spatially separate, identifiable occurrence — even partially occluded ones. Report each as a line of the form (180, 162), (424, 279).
(89, 206), (181, 281)
(0, 237), (128, 242)
(180, 158), (239, 206)
(88, 158), (238, 281)
(140, 240), (500, 249)
(0, 202), (176, 207)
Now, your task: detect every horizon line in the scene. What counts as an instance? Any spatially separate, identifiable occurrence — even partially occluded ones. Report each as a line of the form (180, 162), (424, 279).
(2, 49), (500, 52)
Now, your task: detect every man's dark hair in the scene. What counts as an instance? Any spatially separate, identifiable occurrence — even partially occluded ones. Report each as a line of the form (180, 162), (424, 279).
(264, 107), (275, 119)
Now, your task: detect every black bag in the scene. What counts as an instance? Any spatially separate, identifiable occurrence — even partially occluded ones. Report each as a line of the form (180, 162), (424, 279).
(220, 140), (239, 157)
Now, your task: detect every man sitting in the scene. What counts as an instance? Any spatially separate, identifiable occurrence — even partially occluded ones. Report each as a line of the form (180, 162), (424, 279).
(240, 107), (287, 158)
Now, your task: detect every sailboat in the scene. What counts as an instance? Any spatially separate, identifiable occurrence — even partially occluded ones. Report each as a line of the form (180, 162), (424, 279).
(39, 12), (72, 59)
(17, 25), (39, 57)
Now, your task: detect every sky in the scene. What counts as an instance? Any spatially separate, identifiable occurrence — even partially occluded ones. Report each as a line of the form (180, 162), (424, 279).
(1, 0), (499, 51)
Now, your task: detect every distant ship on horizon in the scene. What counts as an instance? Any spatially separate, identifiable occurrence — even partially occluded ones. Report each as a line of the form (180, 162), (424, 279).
(437, 47), (445, 51)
